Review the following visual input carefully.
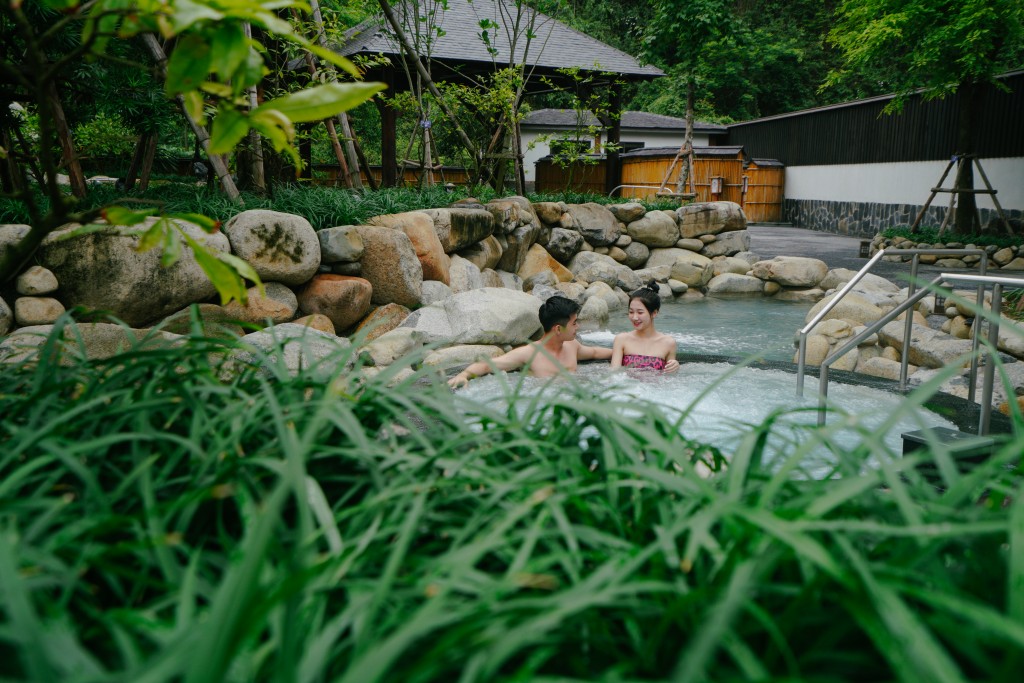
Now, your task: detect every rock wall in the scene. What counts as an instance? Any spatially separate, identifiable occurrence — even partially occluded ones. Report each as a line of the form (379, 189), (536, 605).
(784, 198), (1024, 238)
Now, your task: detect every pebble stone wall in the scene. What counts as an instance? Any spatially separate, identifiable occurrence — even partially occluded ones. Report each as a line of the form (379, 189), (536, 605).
(783, 199), (1023, 237)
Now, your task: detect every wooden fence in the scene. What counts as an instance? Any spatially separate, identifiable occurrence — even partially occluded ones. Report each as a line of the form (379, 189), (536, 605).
(534, 157), (607, 195)
(535, 151), (785, 222)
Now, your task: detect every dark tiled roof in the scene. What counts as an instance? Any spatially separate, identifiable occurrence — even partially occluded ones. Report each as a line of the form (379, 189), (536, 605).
(522, 109), (727, 132)
(339, 0), (663, 78)
(621, 145), (746, 158)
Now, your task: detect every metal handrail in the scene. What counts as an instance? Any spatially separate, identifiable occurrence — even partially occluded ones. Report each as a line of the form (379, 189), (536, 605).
(796, 248), (987, 397)
(812, 271), (1024, 435)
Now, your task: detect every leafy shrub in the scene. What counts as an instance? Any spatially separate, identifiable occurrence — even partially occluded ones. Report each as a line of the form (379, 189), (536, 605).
(0, 184), (683, 231)
(881, 225), (1023, 249)
(72, 111), (138, 159)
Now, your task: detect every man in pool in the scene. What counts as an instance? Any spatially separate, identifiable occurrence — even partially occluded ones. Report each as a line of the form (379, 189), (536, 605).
(447, 296), (613, 388)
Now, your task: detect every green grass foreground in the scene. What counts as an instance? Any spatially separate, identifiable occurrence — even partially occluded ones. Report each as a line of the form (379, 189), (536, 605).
(1, 322), (1023, 682)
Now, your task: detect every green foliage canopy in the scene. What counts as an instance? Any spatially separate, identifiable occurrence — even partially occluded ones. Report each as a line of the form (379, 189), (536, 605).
(825, 0), (1024, 107)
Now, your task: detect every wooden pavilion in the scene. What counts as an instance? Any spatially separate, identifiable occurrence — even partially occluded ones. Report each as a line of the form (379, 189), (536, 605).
(335, 0), (663, 191)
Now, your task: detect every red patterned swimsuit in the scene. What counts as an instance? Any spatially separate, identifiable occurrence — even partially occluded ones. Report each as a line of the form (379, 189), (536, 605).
(621, 353), (667, 371)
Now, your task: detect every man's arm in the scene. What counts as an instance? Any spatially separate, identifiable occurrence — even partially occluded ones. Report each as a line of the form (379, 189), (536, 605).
(447, 345), (534, 388)
(576, 342), (613, 361)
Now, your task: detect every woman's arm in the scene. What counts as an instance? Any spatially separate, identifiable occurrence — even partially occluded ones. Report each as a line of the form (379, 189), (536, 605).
(609, 335), (625, 369)
(663, 336), (679, 373)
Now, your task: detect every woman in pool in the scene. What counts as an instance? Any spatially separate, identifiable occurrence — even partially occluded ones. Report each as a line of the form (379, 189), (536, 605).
(611, 280), (680, 373)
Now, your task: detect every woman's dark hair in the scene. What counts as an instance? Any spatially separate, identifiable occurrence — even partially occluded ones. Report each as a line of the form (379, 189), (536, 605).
(628, 279), (662, 313)
(539, 295), (581, 332)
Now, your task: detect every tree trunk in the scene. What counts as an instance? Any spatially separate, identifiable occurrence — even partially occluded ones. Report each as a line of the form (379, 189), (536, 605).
(377, 0), (481, 176)
(243, 24), (266, 193)
(47, 81), (86, 198)
(141, 34), (242, 203)
(1, 126), (25, 194)
(954, 80), (978, 234)
(138, 132), (158, 192)
(123, 133), (149, 191)
(677, 79), (696, 195)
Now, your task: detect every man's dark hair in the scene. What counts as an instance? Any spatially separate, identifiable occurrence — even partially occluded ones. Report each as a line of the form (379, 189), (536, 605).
(538, 296), (580, 332)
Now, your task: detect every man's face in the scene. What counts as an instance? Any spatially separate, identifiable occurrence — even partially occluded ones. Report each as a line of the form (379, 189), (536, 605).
(558, 313), (579, 340)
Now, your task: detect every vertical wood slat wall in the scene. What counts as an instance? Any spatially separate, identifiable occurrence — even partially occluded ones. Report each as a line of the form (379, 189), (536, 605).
(534, 159), (607, 195)
(616, 153), (785, 222)
(743, 163), (785, 223)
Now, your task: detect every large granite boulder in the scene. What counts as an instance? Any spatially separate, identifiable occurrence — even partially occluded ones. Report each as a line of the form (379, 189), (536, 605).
(223, 282), (299, 325)
(0, 224), (31, 263)
(491, 198), (543, 273)
(607, 203), (647, 223)
(236, 323), (352, 379)
(16, 266), (59, 295)
(620, 241), (651, 269)
(751, 256), (829, 288)
(879, 321), (974, 369)
(297, 274), (373, 331)
(565, 203), (621, 246)
(0, 296), (11, 336)
(367, 211), (450, 284)
(354, 303), (411, 342)
(398, 288), (541, 345)
(354, 226), (423, 307)
(448, 254), (485, 293)
(646, 248), (714, 288)
(626, 210), (679, 248)
(458, 235), (504, 271)
(0, 322), (181, 365)
(36, 218), (230, 327)
(418, 207), (495, 253)
(317, 225), (364, 264)
(700, 230), (750, 258)
(805, 291), (886, 326)
(819, 268), (901, 295)
(222, 210), (320, 285)
(567, 251), (641, 291)
(677, 201), (746, 238)
(545, 228), (584, 263)
(706, 273), (764, 295)
(519, 244), (573, 284)
(532, 201), (566, 225)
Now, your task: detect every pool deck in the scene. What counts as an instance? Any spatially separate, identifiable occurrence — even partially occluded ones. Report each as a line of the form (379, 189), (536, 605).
(747, 224), (973, 286)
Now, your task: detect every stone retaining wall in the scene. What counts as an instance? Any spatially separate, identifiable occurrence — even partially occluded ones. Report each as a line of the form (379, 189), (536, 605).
(783, 199), (1023, 237)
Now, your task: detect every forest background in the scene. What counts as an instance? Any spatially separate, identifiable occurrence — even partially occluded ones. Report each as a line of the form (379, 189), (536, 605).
(0, 0), (933, 179)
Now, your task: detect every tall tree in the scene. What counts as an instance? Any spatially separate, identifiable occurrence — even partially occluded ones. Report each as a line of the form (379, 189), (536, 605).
(825, 0), (1024, 234)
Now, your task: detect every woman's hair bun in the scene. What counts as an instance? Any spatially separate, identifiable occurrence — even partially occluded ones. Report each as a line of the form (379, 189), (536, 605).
(645, 279), (658, 292)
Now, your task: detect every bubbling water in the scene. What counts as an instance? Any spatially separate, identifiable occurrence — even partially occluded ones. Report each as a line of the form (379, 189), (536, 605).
(454, 361), (957, 472)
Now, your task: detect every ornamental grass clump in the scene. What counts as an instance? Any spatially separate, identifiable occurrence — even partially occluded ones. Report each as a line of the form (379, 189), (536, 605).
(0, 318), (1022, 682)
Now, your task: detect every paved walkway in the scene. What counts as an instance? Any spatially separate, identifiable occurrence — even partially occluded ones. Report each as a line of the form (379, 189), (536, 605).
(747, 224), (960, 286)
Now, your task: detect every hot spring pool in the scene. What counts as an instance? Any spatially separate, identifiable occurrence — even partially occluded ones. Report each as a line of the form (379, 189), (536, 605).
(455, 362), (958, 467)
(455, 297), (958, 464)
(586, 297), (815, 362)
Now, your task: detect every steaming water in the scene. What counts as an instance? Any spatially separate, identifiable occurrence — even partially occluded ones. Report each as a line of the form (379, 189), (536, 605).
(456, 298), (957, 467)
(456, 363), (957, 468)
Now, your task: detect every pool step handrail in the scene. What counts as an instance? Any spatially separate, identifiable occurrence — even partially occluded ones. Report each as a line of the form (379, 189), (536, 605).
(811, 271), (1024, 435)
(796, 248), (988, 397)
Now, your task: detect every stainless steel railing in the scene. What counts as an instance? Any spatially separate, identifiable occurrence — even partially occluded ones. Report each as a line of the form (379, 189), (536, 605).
(803, 268), (1024, 434)
(796, 248), (988, 397)
(794, 247), (1024, 434)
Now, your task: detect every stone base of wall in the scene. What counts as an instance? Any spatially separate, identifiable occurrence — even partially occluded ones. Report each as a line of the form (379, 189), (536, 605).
(783, 199), (1023, 237)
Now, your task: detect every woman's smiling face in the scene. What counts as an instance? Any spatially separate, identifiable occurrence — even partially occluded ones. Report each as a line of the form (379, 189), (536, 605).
(628, 300), (655, 330)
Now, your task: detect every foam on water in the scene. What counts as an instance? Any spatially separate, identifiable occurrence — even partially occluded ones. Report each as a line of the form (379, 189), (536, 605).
(454, 362), (957, 470)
